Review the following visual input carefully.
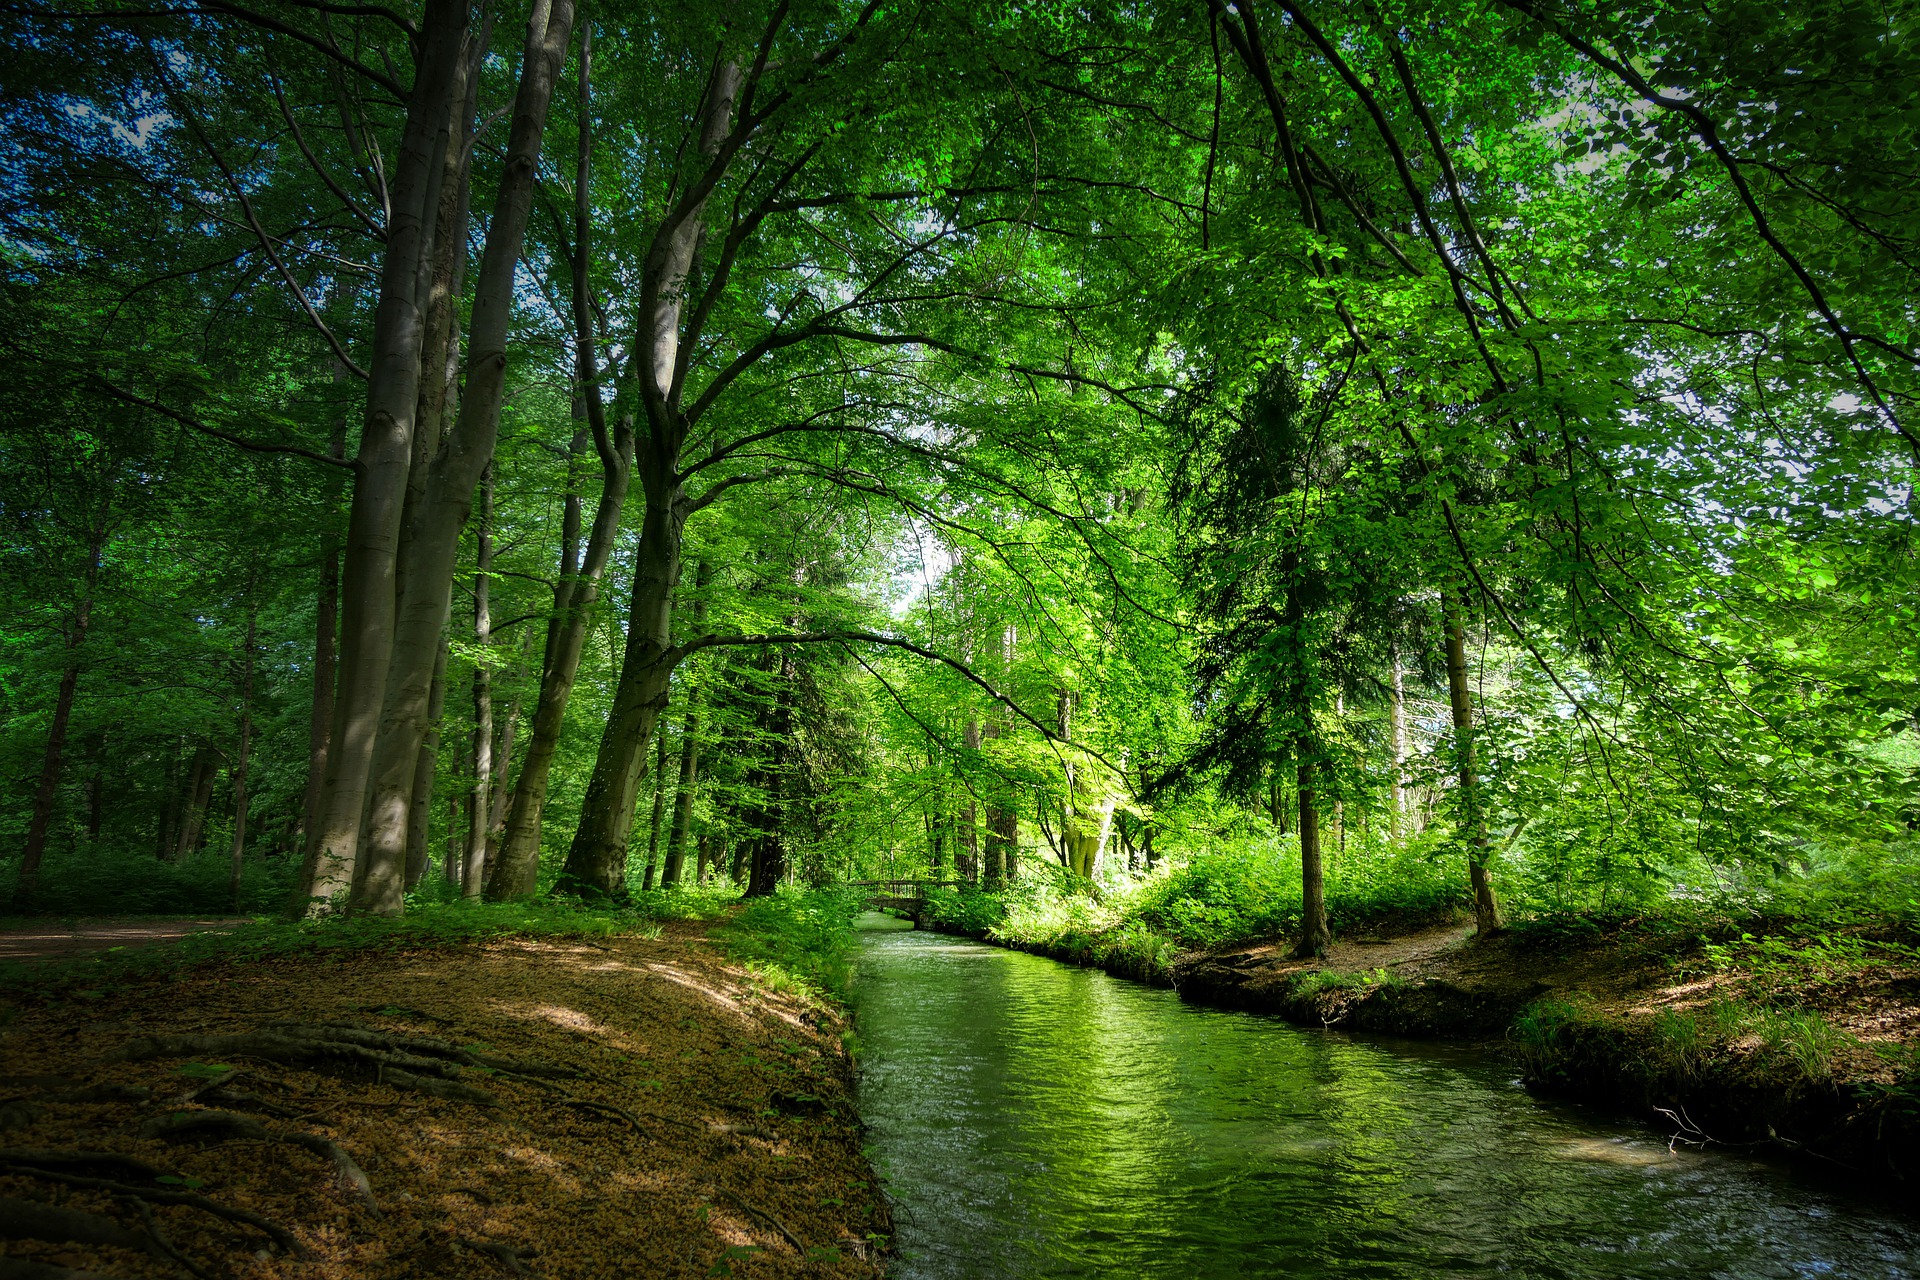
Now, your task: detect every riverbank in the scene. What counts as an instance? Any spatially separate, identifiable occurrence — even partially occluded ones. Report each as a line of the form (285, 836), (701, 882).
(918, 893), (1920, 1184)
(0, 904), (885, 1278)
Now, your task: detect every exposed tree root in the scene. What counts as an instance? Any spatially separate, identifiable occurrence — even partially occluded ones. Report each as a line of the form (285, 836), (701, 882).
(0, 1255), (130, 1280)
(139, 1110), (378, 1212)
(122, 1033), (464, 1081)
(458, 1237), (544, 1277)
(0, 1149), (163, 1183)
(377, 1066), (499, 1107)
(264, 1023), (580, 1078)
(719, 1189), (807, 1253)
(0, 1195), (148, 1251)
(122, 1194), (215, 1280)
(553, 1098), (647, 1132)
(0, 1160), (303, 1256)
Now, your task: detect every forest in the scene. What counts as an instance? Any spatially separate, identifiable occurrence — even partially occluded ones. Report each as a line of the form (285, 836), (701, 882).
(2, 0), (1919, 1274)
(3, 0), (1914, 946)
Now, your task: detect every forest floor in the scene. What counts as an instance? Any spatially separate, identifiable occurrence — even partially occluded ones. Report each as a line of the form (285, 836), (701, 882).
(0, 917), (887, 1279)
(0, 918), (254, 964)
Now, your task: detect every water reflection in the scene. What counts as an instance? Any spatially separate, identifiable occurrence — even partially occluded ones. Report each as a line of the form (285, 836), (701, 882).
(851, 928), (1919, 1279)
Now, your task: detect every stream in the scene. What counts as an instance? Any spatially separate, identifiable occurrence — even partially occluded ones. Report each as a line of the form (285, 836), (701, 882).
(849, 919), (1920, 1279)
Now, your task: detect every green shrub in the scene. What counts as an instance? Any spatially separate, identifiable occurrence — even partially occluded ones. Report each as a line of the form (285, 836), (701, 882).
(918, 886), (1005, 934)
(0, 845), (298, 917)
(714, 886), (863, 1004)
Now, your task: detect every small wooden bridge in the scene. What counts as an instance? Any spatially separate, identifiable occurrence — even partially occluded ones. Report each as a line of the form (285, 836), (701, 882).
(850, 879), (963, 920)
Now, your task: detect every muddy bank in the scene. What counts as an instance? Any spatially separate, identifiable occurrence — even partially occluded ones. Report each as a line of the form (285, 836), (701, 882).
(1180, 922), (1920, 1184)
(928, 913), (1920, 1185)
(0, 921), (886, 1278)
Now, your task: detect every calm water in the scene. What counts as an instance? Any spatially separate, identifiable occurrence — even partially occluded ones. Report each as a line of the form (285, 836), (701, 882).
(849, 922), (1920, 1280)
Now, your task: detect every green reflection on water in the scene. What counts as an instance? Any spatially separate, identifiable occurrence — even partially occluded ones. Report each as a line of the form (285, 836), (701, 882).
(850, 930), (1919, 1280)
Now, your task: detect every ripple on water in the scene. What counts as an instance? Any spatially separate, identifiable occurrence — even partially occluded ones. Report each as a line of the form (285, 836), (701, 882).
(852, 931), (1920, 1280)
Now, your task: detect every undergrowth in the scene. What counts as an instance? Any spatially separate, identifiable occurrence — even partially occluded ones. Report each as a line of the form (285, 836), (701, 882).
(714, 886), (863, 1006)
(919, 836), (1464, 982)
(0, 846), (299, 917)
(1509, 993), (1873, 1095)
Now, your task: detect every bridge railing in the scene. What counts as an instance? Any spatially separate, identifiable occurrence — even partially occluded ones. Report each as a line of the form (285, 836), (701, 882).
(847, 879), (965, 899)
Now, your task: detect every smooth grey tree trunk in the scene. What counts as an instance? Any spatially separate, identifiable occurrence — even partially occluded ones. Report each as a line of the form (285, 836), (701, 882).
(175, 747), (218, 862)
(1445, 594), (1504, 935)
(402, 638), (447, 890)
(659, 560), (710, 888)
(641, 728), (670, 891)
(464, 464), (493, 898)
(298, 2), (469, 913)
(354, 0), (577, 914)
(228, 600), (257, 911)
(1293, 756), (1332, 957)
(16, 519), (103, 905)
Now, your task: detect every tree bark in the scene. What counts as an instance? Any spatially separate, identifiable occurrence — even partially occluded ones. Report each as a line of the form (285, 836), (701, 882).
(1445, 592), (1503, 935)
(957, 717), (980, 883)
(157, 739), (184, 860)
(489, 20), (637, 889)
(299, 2), (469, 913)
(1390, 641), (1407, 839)
(542, 60), (742, 899)
(354, 0), (577, 915)
(175, 746), (218, 862)
(744, 646), (796, 899)
(660, 560), (710, 888)
(228, 599), (257, 912)
(16, 515), (105, 906)
(1293, 755), (1332, 957)
(301, 468), (342, 857)
(544, 484), (683, 898)
(403, 637), (448, 890)
(464, 464), (494, 899)
(640, 728), (669, 891)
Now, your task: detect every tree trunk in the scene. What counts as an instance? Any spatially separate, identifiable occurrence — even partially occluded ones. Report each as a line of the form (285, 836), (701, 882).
(489, 21), (637, 888)
(1445, 593), (1503, 935)
(175, 746), (218, 862)
(157, 739), (184, 860)
(354, 0), (577, 916)
(537, 58), (741, 899)
(403, 637), (448, 890)
(957, 717), (980, 883)
(299, 3), (470, 913)
(661, 709), (701, 887)
(83, 731), (105, 843)
(991, 807), (1019, 884)
(542, 483), (683, 899)
(483, 655), (526, 872)
(1389, 641), (1406, 838)
(640, 728), (669, 892)
(464, 464), (494, 898)
(301, 494), (341, 857)
(744, 647), (796, 899)
(228, 600), (257, 912)
(660, 560), (710, 889)
(1293, 755), (1332, 957)
(16, 519), (105, 906)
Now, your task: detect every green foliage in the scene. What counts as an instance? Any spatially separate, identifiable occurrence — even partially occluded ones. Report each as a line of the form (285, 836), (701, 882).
(1291, 967), (1403, 998)
(0, 845), (296, 917)
(714, 886), (864, 1005)
(1511, 993), (1862, 1094)
(918, 886), (1007, 935)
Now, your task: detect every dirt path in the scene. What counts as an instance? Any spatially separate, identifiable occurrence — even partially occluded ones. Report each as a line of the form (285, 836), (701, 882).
(0, 917), (254, 964)
(0, 921), (885, 1278)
